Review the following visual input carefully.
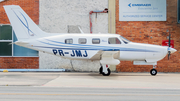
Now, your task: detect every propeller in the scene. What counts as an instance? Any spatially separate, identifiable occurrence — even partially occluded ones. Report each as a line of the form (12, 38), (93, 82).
(167, 32), (177, 60)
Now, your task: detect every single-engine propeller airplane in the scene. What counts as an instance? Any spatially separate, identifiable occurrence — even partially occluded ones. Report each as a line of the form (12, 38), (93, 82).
(4, 5), (177, 76)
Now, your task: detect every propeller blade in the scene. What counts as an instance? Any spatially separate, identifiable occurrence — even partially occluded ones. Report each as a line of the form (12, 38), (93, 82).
(168, 51), (170, 60)
(168, 31), (171, 60)
(169, 32), (171, 47)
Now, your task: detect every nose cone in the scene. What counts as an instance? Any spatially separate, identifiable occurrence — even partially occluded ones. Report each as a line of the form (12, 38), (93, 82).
(168, 47), (177, 54)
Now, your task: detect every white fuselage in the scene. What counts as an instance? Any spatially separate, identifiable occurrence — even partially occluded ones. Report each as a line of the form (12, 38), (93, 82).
(16, 33), (168, 64)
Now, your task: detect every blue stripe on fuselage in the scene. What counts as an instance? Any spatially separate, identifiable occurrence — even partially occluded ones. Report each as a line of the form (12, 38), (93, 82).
(36, 40), (158, 52)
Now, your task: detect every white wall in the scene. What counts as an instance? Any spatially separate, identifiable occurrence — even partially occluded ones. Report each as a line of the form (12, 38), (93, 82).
(39, 0), (108, 71)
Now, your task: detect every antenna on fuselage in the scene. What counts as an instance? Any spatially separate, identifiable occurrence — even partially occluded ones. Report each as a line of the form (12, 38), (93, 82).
(78, 26), (84, 34)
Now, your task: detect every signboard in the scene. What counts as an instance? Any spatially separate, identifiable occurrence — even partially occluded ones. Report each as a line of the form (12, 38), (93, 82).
(119, 0), (166, 21)
(162, 40), (174, 48)
(0, 0), (4, 2)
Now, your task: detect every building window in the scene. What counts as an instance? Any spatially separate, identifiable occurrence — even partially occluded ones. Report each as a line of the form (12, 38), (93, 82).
(92, 38), (100, 44)
(0, 25), (38, 57)
(178, 0), (180, 23)
(13, 32), (38, 56)
(65, 38), (73, 44)
(78, 38), (87, 44)
(0, 25), (12, 56)
(108, 37), (121, 44)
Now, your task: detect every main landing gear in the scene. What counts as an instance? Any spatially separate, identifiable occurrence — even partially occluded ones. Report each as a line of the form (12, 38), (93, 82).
(150, 65), (157, 76)
(99, 64), (111, 76)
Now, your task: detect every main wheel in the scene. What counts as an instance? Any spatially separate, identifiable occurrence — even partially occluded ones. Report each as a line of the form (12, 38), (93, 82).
(102, 68), (111, 76)
(150, 69), (157, 76)
(99, 66), (103, 74)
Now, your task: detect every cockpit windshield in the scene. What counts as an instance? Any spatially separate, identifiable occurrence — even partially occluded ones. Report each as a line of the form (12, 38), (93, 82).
(119, 36), (130, 44)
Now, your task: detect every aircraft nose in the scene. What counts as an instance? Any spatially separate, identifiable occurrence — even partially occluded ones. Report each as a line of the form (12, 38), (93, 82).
(168, 47), (177, 54)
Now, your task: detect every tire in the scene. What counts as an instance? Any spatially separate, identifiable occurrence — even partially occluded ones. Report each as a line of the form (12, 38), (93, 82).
(99, 66), (103, 74)
(150, 69), (157, 76)
(102, 68), (111, 76)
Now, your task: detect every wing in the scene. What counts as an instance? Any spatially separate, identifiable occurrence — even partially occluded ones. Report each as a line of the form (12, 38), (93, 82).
(90, 50), (120, 65)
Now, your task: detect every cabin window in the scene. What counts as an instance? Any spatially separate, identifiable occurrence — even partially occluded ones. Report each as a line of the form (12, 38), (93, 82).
(78, 38), (86, 44)
(108, 37), (121, 44)
(119, 36), (130, 44)
(92, 38), (100, 44)
(65, 38), (73, 44)
(0, 25), (38, 56)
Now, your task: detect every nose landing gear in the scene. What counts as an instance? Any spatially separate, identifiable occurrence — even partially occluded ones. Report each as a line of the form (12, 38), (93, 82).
(150, 65), (157, 76)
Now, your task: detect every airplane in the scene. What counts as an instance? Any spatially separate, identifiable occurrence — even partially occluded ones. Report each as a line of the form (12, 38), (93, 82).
(4, 5), (177, 76)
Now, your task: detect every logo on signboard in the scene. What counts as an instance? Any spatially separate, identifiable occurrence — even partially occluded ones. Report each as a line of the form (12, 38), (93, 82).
(128, 3), (151, 7)
(128, 3), (131, 7)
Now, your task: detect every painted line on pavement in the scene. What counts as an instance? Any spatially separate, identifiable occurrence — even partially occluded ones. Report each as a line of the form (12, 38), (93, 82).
(0, 69), (65, 72)
(0, 93), (179, 96)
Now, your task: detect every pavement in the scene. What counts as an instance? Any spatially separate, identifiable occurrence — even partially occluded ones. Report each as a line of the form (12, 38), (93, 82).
(0, 72), (60, 86)
(0, 72), (180, 101)
(0, 72), (180, 89)
(0, 87), (180, 101)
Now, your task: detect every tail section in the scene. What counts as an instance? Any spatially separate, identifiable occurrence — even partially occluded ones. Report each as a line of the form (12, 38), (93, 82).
(3, 5), (44, 40)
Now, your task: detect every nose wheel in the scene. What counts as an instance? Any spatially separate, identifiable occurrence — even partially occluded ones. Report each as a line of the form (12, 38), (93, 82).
(150, 69), (157, 76)
(150, 65), (157, 76)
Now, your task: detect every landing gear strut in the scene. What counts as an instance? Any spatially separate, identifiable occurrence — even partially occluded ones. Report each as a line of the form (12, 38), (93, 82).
(99, 65), (111, 76)
(150, 65), (157, 76)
